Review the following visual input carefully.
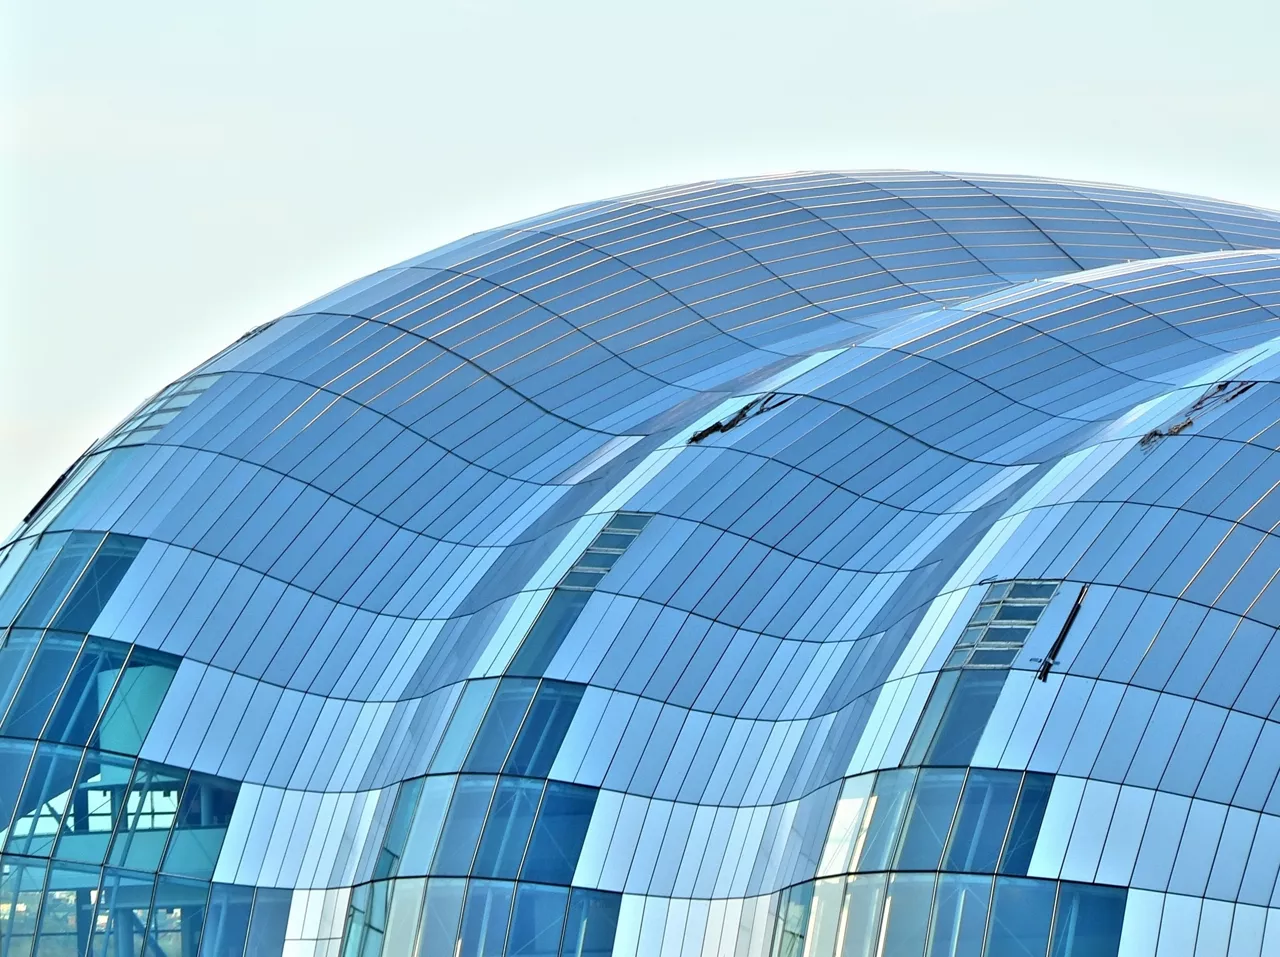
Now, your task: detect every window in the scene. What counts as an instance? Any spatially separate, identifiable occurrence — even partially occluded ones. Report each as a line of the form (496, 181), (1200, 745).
(1049, 883), (1126, 957)
(895, 769), (965, 871)
(431, 776), (497, 876)
(507, 882), (568, 957)
(919, 670), (1008, 767)
(519, 783), (598, 885)
(96, 373), (220, 451)
(998, 774), (1054, 876)
(473, 777), (543, 879)
(943, 770), (1021, 874)
(944, 580), (1058, 670)
(984, 878), (1055, 957)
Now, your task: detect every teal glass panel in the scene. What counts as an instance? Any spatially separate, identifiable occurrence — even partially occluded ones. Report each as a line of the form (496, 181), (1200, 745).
(43, 637), (130, 747)
(199, 883), (253, 957)
(1, 632), (85, 740)
(0, 534), (67, 627)
(839, 874), (887, 957)
(430, 681), (498, 774)
(87, 867), (154, 957)
(375, 778), (423, 879)
(5, 741), (82, 858)
(107, 761), (186, 872)
(53, 750), (135, 865)
(881, 873), (935, 957)
(95, 646), (180, 756)
(15, 533), (102, 629)
(161, 772), (240, 880)
(144, 875), (209, 957)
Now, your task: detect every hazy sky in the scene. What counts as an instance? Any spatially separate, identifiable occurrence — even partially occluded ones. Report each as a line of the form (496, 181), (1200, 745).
(4, 0), (1280, 533)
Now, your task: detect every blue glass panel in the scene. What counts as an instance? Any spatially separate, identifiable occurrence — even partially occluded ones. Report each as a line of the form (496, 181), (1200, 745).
(53, 750), (135, 865)
(853, 769), (916, 872)
(509, 590), (591, 677)
(560, 888), (621, 957)
(198, 880), (253, 957)
(34, 858), (100, 957)
(926, 874), (992, 957)
(145, 875), (208, 957)
(503, 682), (584, 778)
(520, 783), (598, 885)
(840, 874), (888, 957)
(999, 774), (1054, 876)
(431, 776), (496, 876)
(15, 533), (102, 629)
(5, 741), (82, 858)
(418, 878), (466, 957)
(43, 637), (130, 747)
(0, 631), (42, 725)
(473, 777), (543, 879)
(458, 879), (514, 957)
(107, 761), (186, 872)
(376, 778), (423, 879)
(926, 671), (1008, 766)
(244, 887), (292, 957)
(88, 867), (153, 957)
(943, 770), (1020, 873)
(895, 769), (965, 871)
(0, 737), (36, 833)
(1049, 882), (1125, 957)
(985, 877), (1055, 957)
(430, 681), (497, 774)
(1, 632), (85, 740)
(94, 645), (180, 756)
(881, 873), (935, 957)
(774, 881), (814, 957)
(50, 535), (143, 634)
(463, 678), (539, 773)
(508, 883), (569, 957)
(0, 534), (67, 626)
(161, 772), (240, 880)
(0, 855), (48, 957)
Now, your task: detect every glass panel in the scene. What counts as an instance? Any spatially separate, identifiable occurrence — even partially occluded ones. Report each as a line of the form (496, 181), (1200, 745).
(51, 535), (144, 633)
(560, 888), (621, 957)
(358, 880), (389, 957)
(503, 682), (584, 778)
(107, 761), (185, 872)
(852, 769), (916, 873)
(819, 776), (874, 876)
(382, 877), (427, 957)
(401, 777), (454, 876)
(1, 632), (85, 740)
(53, 750), (135, 865)
(161, 772), (240, 880)
(5, 741), (82, 858)
(473, 777), (543, 879)
(430, 681), (498, 774)
(895, 769), (965, 871)
(507, 883), (568, 957)
(774, 882), (813, 957)
(904, 672), (959, 767)
(243, 887), (291, 957)
(33, 859), (99, 957)
(0, 855), (48, 957)
(520, 782), (598, 885)
(144, 874), (208, 957)
(0, 738), (37, 835)
(457, 879), (513, 957)
(0, 630), (42, 726)
(198, 883), (253, 957)
(96, 646), (181, 756)
(943, 770), (1020, 874)
(880, 873), (934, 957)
(926, 671), (1008, 767)
(999, 774), (1054, 876)
(340, 882), (371, 957)
(416, 878), (466, 957)
(926, 874), (991, 957)
(0, 534), (67, 627)
(837, 874), (887, 957)
(43, 637), (131, 747)
(806, 877), (846, 957)
(463, 678), (539, 773)
(430, 775), (496, 876)
(376, 778), (424, 879)
(1049, 882), (1126, 957)
(88, 867), (154, 957)
(15, 533), (102, 629)
(509, 589), (592, 677)
(984, 877), (1054, 957)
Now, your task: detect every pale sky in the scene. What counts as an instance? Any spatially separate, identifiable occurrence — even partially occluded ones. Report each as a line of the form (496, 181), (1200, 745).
(4, 0), (1280, 533)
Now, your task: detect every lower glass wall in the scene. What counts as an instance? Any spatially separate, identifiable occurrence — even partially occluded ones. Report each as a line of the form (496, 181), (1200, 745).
(771, 871), (1126, 957)
(341, 877), (621, 957)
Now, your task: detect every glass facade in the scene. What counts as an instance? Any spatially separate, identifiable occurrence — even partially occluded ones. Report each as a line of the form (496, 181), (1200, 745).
(4, 170), (1280, 956)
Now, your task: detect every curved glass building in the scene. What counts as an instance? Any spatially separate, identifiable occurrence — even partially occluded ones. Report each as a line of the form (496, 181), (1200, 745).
(6, 171), (1280, 957)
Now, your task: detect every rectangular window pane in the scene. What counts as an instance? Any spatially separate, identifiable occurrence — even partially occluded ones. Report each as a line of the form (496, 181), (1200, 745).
(1, 632), (85, 740)
(5, 741), (82, 858)
(1049, 882), (1126, 957)
(430, 775), (496, 876)
(561, 888), (621, 957)
(429, 681), (498, 774)
(984, 877), (1055, 957)
(473, 777), (543, 879)
(463, 678), (539, 773)
(774, 882), (813, 957)
(837, 874), (887, 957)
(926, 874), (991, 957)
(14, 533), (102, 629)
(375, 778), (424, 879)
(508, 589), (591, 677)
(107, 761), (186, 872)
(520, 782), (598, 885)
(458, 879), (513, 957)
(95, 645), (181, 756)
(51, 535), (144, 633)
(417, 878), (466, 957)
(0, 534), (67, 626)
(880, 873), (934, 957)
(998, 774), (1054, 876)
(43, 637), (131, 747)
(53, 750), (136, 865)
(925, 671), (1008, 766)
(161, 772), (240, 880)
(401, 777), (455, 876)
(508, 883), (568, 957)
(895, 769), (965, 871)
(943, 770), (1020, 874)
(852, 769), (916, 873)
(503, 682), (584, 778)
